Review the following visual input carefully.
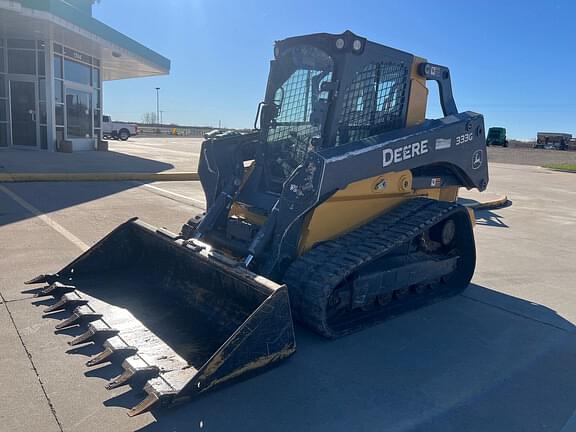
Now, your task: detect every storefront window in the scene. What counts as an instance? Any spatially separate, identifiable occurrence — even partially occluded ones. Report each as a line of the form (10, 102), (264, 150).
(0, 41), (5, 148)
(93, 89), (100, 108)
(55, 127), (65, 146)
(37, 51), (45, 76)
(54, 55), (63, 79)
(40, 126), (47, 150)
(39, 102), (47, 125)
(0, 99), (6, 122)
(51, 43), (102, 143)
(66, 88), (92, 138)
(54, 79), (63, 103)
(38, 78), (46, 101)
(8, 50), (35, 75)
(0, 45), (6, 148)
(92, 67), (100, 87)
(55, 104), (64, 126)
(7, 39), (35, 49)
(0, 123), (7, 147)
(64, 58), (90, 85)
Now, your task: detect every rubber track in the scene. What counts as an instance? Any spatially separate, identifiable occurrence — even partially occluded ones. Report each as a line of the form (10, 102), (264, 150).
(283, 198), (470, 338)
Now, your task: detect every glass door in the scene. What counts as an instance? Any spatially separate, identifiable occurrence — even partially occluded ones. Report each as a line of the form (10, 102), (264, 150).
(9, 79), (38, 148)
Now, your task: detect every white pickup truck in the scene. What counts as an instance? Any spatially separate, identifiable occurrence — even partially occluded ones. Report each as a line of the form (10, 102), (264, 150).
(102, 116), (138, 141)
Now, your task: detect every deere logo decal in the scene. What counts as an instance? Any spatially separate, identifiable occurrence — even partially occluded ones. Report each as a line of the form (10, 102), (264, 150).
(472, 149), (483, 170)
(383, 140), (429, 167)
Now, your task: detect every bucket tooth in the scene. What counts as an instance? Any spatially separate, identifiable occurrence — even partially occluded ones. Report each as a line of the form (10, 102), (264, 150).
(128, 393), (160, 417)
(26, 273), (57, 285)
(106, 368), (135, 390)
(106, 357), (160, 390)
(55, 305), (101, 330)
(28, 218), (297, 414)
(87, 347), (114, 366)
(35, 282), (76, 298)
(127, 378), (175, 417)
(44, 293), (88, 313)
(86, 337), (138, 366)
(68, 321), (119, 346)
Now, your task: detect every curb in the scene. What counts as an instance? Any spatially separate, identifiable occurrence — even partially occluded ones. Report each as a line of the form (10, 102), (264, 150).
(460, 194), (509, 211)
(545, 168), (576, 174)
(0, 172), (200, 183)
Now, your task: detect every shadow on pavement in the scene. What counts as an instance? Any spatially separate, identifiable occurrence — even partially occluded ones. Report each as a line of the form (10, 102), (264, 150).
(475, 208), (510, 228)
(104, 387), (153, 410)
(134, 284), (576, 432)
(0, 150), (176, 227)
(0, 180), (163, 227)
(0, 149), (175, 174)
(85, 362), (123, 381)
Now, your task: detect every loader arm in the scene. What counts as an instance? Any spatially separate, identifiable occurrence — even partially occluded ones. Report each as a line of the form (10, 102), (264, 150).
(28, 30), (490, 416)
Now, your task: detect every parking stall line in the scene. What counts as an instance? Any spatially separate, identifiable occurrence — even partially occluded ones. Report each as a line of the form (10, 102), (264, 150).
(0, 185), (89, 252)
(140, 183), (206, 207)
(115, 142), (200, 157)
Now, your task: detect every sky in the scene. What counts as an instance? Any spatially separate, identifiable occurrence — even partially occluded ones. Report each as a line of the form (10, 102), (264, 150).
(94, 0), (576, 140)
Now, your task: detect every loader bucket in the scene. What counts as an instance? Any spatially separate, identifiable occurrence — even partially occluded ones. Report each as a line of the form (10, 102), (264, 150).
(26, 218), (296, 416)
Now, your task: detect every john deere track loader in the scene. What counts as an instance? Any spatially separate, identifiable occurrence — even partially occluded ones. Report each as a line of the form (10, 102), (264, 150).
(27, 31), (488, 415)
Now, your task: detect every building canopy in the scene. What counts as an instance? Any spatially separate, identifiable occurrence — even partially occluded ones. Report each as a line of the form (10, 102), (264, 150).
(0, 0), (170, 80)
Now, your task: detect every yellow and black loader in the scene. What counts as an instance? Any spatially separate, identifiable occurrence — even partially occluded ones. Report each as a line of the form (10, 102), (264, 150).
(27, 31), (489, 415)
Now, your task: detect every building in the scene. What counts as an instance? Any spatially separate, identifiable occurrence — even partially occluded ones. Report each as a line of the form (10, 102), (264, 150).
(0, 0), (170, 151)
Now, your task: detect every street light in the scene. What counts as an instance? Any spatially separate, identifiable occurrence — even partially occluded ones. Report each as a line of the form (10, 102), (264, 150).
(155, 87), (160, 125)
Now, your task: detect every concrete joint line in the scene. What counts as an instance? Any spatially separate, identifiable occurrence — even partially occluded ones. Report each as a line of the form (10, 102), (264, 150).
(0, 293), (64, 432)
(4, 297), (37, 304)
(461, 293), (572, 333)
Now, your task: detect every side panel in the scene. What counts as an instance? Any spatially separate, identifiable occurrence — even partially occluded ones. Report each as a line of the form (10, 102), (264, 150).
(298, 169), (460, 253)
(299, 171), (412, 253)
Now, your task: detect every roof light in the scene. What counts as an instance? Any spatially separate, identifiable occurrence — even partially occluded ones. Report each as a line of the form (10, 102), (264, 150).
(335, 38), (345, 49)
(352, 39), (362, 51)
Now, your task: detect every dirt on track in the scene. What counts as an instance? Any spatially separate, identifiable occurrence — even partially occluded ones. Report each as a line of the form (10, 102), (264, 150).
(487, 146), (576, 166)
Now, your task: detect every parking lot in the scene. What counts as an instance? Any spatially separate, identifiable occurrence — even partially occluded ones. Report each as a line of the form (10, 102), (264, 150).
(488, 145), (576, 166)
(1, 138), (575, 431)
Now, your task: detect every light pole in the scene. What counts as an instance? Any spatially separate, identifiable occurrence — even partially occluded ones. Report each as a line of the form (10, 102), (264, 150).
(155, 87), (160, 125)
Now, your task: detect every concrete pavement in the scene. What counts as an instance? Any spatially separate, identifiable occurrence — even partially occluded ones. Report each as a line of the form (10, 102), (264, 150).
(0, 137), (202, 174)
(0, 140), (575, 431)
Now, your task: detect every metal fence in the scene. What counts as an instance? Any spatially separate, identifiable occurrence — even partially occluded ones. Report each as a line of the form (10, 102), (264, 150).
(137, 126), (214, 137)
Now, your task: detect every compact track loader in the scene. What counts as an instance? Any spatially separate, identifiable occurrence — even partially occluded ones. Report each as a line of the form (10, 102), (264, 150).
(27, 31), (489, 415)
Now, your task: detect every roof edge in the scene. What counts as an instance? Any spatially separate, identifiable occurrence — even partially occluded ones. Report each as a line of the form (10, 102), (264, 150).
(20, 0), (170, 72)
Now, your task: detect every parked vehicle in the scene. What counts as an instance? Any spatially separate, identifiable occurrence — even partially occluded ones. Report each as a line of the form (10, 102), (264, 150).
(102, 116), (138, 141)
(203, 129), (242, 139)
(535, 132), (570, 150)
(486, 127), (508, 147)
